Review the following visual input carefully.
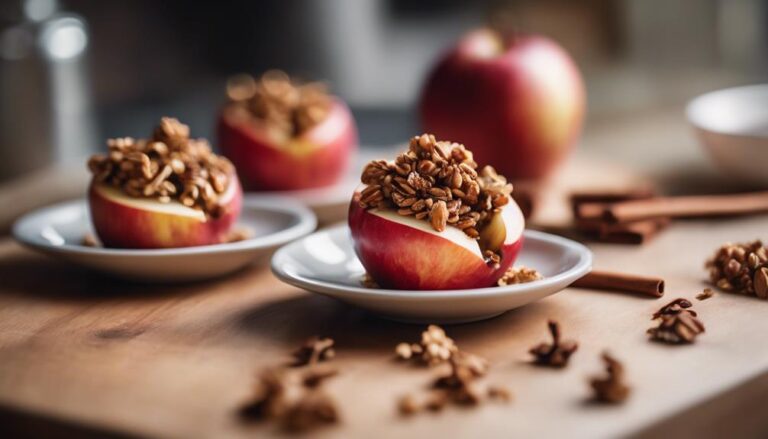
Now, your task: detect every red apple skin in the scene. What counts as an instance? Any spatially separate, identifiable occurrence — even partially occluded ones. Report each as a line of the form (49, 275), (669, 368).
(88, 174), (242, 249)
(419, 30), (585, 180)
(217, 98), (358, 191)
(348, 194), (524, 290)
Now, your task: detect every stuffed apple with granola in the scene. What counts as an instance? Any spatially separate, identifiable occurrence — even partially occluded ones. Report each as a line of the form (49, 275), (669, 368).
(217, 70), (358, 191)
(349, 134), (524, 290)
(87, 118), (243, 249)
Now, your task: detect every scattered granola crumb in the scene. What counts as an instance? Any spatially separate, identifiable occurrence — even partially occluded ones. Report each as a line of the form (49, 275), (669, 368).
(394, 325), (458, 366)
(486, 385), (513, 403)
(498, 266), (543, 286)
(281, 389), (339, 433)
(241, 366), (340, 433)
(647, 298), (705, 344)
(397, 394), (420, 416)
(224, 227), (253, 243)
(361, 273), (379, 288)
(529, 320), (578, 368)
(696, 288), (714, 301)
(394, 326), (507, 416)
(292, 336), (335, 367)
(706, 240), (768, 298)
(589, 352), (630, 404)
(240, 368), (287, 420)
(81, 233), (100, 247)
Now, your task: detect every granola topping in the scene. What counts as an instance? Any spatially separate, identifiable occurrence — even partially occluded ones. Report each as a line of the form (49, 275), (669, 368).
(358, 134), (513, 250)
(706, 240), (768, 299)
(87, 118), (234, 217)
(224, 70), (332, 141)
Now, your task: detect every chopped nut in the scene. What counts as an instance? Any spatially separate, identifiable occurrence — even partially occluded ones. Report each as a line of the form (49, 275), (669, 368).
(87, 118), (234, 219)
(398, 394), (420, 416)
(487, 385), (512, 402)
(81, 233), (100, 247)
(589, 352), (630, 404)
(240, 369), (287, 420)
(361, 273), (380, 289)
(647, 298), (705, 344)
(224, 228), (252, 243)
(302, 366), (339, 388)
(498, 266), (543, 286)
(357, 134), (513, 263)
(281, 390), (339, 433)
(395, 342), (413, 360)
(529, 320), (578, 368)
(706, 240), (768, 298)
(241, 364), (340, 433)
(292, 336), (335, 367)
(696, 288), (714, 301)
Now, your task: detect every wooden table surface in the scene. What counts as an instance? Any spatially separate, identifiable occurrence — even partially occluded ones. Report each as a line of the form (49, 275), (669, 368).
(2, 107), (768, 438)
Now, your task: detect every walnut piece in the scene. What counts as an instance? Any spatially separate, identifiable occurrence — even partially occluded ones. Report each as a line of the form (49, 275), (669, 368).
(529, 320), (578, 368)
(696, 288), (714, 301)
(706, 240), (768, 298)
(647, 298), (705, 344)
(589, 352), (630, 404)
(241, 366), (340, 433)
(292, 336), (335, 367)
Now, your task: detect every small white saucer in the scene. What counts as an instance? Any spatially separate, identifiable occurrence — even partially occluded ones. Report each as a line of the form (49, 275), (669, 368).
(271, 226), (592, 323)
(12, 196), (317, 282)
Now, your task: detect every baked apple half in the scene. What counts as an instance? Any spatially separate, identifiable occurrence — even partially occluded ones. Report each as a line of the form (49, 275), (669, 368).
(349, 134), (524, 290)
(87, 117), (243, 249)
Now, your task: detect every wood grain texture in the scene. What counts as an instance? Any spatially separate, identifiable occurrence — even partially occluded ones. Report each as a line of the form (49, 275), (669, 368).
(1, 213), (768, 438)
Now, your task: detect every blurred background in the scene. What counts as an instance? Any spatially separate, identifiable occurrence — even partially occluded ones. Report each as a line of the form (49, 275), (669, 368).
(0, 0), (765, 182)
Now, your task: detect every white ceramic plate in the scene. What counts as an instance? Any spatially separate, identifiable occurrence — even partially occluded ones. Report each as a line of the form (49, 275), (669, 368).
(12, 196), (317, 282)
(687, 84), (768, 187)
(247, 146), (400, 223)
(272, 226), (592, 323)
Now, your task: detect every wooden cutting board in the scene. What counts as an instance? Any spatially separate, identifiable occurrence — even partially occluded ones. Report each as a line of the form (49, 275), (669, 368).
(1, 209), (768, 438)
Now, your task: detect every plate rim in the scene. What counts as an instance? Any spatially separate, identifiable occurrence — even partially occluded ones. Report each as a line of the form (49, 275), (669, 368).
(271, 225), (593, 300)
(12, 195), (318, 257)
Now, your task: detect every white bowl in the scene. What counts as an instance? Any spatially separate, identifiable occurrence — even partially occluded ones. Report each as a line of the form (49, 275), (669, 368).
(271, 226), (592, 324)
(12, 196), (317, 282)
(686, 84), (768, 186)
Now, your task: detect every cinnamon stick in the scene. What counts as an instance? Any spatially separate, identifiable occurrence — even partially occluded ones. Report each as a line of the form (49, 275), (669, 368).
(588, 191), (768, 223)
(572, 189), (667, 245)
(571, 271), (665, 297)
(570, 188), (655, 216)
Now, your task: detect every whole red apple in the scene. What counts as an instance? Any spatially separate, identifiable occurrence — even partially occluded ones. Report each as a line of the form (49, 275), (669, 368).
(89, 173), (243, 249)
(218, 95), (357, 191)
(420, 29), (585, 180)
(348, 191), (525, 290)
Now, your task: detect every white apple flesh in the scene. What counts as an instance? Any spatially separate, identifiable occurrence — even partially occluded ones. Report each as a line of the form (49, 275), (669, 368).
(348, 192), (524, 290)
